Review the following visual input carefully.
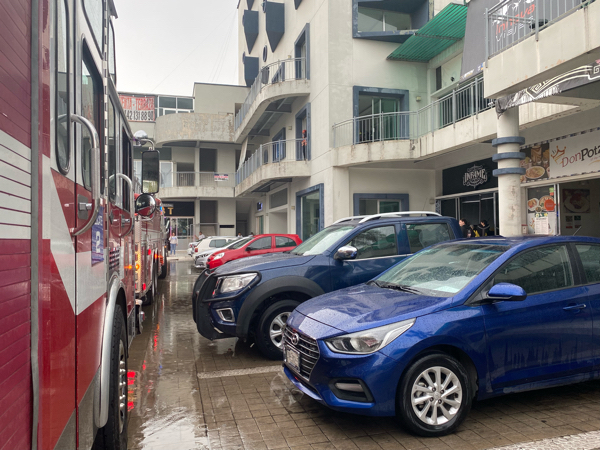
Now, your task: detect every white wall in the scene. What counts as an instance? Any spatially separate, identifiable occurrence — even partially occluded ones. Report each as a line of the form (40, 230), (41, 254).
(193, 83), (249, 114)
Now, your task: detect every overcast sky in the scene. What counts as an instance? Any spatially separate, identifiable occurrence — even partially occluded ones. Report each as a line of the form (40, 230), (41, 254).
(114, 0), (239, 97)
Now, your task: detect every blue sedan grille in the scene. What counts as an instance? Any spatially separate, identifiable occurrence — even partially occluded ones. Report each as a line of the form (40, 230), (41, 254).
(284, 327), (319, 380)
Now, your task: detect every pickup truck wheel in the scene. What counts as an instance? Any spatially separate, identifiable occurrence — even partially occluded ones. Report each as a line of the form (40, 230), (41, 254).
(255, 300), (300, 360)
(93, 305), (127, 450)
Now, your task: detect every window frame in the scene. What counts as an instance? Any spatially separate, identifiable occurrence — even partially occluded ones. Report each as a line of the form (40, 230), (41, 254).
(344, 224), (398, 261)
(249, 236), (271, 250)
(275, 236), (296, 248)
(55, 0), (70, 174)
(573, 243), (600, 286)
(406, 222), (453, 254)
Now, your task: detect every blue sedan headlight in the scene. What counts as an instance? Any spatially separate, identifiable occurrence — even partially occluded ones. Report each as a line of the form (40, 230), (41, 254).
(325, 318), (415, 354)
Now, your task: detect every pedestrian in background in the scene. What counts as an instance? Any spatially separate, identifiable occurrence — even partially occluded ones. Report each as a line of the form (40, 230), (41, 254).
(198, 231), (206, 240)
(459, 218), (470, 238)
(470, 224), (480, 238)
(478, 219), (492, 236)
(169, 234), (178, 255)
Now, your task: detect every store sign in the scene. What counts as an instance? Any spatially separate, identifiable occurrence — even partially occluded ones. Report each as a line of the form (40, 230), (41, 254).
(119, 95), (155, 122)
(463, 165), (488, 188)
(162, 201), (194, 216)
(214, 174), (229, 181)
(521, 128), (600, 183)
(443, 158), (497, 196)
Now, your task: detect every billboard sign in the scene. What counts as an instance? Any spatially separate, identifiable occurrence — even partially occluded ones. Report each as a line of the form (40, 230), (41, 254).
(119, 95), (156, 122)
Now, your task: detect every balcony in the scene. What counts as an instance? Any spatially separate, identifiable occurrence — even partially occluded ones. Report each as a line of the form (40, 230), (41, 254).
(235, 138), (310, 196)
(333, 77), (493, 147)
(158, 172), (235, 198)
(234, 58), (310, 143)
(483, 0), (600, 98)
(155, 112), (235, 146)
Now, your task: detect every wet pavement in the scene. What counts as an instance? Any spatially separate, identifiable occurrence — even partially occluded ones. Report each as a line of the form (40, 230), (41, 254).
(127, 259), (600, 450)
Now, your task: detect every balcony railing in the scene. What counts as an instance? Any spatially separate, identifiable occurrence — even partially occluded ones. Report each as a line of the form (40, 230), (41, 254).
(235, 138), (308, 185)
(332, 77), (493, 147)
(485, 0), (592, 57)
(164, 172), (236, 189)
(235, 57), (307, 131)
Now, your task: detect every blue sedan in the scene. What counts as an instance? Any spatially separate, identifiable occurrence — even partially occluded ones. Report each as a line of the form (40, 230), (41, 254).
(282, 236), (600, 437)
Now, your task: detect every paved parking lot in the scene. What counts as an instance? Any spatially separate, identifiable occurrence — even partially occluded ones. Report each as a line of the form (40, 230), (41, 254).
(127, 259), (600, 450)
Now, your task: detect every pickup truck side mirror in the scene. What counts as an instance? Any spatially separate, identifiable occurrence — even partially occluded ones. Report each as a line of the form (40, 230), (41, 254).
(334, 245), (358, 261)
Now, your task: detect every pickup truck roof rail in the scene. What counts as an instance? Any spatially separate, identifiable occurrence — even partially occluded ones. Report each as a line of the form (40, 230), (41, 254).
(333, 211), (442, 224)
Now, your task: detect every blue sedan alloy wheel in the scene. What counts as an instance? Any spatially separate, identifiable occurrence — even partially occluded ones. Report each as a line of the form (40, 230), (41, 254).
(399, 354), (472, 437)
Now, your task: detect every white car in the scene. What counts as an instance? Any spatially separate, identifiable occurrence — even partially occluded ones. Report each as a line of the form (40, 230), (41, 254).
(194, 237), (252, 269)
(191, 236), (238, 262)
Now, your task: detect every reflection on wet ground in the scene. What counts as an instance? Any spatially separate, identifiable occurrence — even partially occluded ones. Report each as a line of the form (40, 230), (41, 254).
(127, 260), (600, 450)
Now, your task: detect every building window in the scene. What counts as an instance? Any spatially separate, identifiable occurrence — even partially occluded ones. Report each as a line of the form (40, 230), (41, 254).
(200, 148), (217, 172)
(257, 215), (264, 234)
(155, 95), (194, 118)
(160, 161), (173, 188)
(295, 103), (310, 160)
(294, 24), (310, 79)
(354, 87), (409, 142)
(272, 128), (286, 162)
(357, 7), (411, 32)
(353, 193), (409, 215)
(296, 184), (323, 241)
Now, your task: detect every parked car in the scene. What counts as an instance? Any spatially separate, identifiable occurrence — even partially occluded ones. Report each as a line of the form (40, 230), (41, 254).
(187, 240), (202, 257)
(192, 236), (238, 259)
(194, 237), (253, 269)
(206, 234), (302, 270)
(282, 236), (600, 437)
(192, 212), (461, 359)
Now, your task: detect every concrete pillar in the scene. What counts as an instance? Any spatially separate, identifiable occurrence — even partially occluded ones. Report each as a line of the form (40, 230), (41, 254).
(492, 107), (525, 237)
(326, 167), (350, 225)
(194, 198), (201, 237)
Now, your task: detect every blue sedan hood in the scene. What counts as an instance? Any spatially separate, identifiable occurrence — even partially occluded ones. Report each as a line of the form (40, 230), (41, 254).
(295, 284), (454, 334)
(212, 252), (315, 275)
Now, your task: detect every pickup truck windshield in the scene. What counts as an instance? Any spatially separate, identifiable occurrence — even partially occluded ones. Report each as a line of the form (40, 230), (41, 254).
(291, 226), (355, 256)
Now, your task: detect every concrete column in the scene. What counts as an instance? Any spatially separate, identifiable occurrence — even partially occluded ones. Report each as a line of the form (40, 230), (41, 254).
(492, 107), (525, 237)
(194, 198), (201, 237)
(326, 167), (350, 225)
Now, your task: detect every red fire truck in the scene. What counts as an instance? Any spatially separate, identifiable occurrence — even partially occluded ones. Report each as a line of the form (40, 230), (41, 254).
(0, 0), (154, 448)
(134, 191), (168, 308)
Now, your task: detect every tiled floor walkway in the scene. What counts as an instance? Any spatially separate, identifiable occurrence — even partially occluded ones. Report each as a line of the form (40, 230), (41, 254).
(127, 260), (600, 450)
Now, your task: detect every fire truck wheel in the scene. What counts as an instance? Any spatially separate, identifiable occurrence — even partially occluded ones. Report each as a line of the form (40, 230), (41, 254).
(143, 265), (157, 305)
(158, 254), (168, 279)
(93, 304), (128, 450)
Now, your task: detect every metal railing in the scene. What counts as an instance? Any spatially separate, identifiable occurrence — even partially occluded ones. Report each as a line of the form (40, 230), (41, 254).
(485, 0), (592, 57)
(165, 172), (236, 188)
(333, 77), (493, 147)
(235, 138), (308, 185)
(235, 57), (307, 131)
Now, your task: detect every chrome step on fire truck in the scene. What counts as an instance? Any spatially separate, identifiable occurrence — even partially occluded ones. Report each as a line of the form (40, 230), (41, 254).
(0, 0), (160, 448)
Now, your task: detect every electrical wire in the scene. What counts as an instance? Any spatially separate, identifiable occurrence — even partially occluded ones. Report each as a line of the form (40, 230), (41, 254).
(209, 12), (237, 83)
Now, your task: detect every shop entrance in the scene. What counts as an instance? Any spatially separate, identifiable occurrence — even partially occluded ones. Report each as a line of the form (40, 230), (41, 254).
(440, 192), (498, 236)
(526, 177), (600, 237)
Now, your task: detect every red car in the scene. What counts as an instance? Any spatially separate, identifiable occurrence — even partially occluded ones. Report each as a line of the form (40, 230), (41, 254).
(206, 234), (301, 269)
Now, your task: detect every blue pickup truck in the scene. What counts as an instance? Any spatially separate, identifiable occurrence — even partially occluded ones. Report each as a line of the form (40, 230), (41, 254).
(192, 212), (462, 358)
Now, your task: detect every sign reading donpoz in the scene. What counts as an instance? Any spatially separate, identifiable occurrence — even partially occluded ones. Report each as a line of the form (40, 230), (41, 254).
(119, 95), (156, 122)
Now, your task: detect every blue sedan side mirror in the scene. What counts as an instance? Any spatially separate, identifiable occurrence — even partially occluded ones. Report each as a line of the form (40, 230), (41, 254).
(487, 283), (527, 302)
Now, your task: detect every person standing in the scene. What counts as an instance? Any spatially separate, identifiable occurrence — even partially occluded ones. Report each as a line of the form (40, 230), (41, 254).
(237, 232), (243, 238)
(169, 234), (178, 255)
(478, 219), (492, 236)
(459, 219), (471, 238)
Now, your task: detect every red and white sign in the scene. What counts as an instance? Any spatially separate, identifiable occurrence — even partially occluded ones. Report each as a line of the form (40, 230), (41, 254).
(119, 95), (156, 122)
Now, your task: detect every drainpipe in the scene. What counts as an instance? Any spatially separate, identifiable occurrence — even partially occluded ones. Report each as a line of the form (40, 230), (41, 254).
(492, 107), (525, 237)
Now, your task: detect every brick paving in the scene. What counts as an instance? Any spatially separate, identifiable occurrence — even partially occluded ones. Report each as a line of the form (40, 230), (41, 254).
(126, 261), (600, 450)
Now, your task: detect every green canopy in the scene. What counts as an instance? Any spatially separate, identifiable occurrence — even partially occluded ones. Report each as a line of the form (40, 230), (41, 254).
(387, 3), (468, 62)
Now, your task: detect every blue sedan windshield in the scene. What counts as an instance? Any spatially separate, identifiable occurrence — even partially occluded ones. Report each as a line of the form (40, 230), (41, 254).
(376, 243), (508, 295)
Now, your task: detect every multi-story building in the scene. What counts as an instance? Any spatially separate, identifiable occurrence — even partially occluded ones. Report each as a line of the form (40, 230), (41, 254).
(124, 0), (600, 242)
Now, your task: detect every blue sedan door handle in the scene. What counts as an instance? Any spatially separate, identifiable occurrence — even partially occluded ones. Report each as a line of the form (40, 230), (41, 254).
(563, 303), (587, 312)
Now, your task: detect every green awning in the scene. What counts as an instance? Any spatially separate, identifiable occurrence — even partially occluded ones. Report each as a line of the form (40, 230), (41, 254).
(387, 3), (468, 62)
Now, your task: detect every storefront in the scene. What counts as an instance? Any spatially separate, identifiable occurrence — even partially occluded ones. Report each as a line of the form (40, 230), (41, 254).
(437, 158), (499, 235)
(520, 127), (600, 238)
(163, 201), (195, 246)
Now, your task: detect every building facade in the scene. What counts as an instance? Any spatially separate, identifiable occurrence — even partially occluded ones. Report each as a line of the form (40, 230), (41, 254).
(124, 0), (600, 242)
